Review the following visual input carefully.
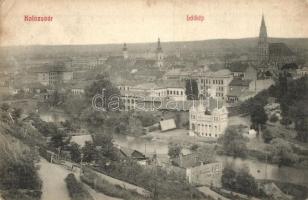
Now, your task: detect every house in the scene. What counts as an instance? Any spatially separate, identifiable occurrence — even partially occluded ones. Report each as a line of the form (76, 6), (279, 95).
(296, 66), (308, 78)
(31, 63), (73, 86)
(227, 78), (255, 103)
(192, 69), (233, 99)
(228, 62), (257, 81)
(117, 79), (187, 111)
(170, 152), (223, 187)
(116, 146), (147, 162)
(66, 81), (91, 96)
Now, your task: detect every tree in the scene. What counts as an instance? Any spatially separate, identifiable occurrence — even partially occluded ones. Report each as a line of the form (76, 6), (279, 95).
(69, 142), (81, 163)
(294, 101), (308, 142)
(197, 145), (215, 164)
(262, 129), (274, 143)
(93, 133), (117, 160)
(0, 103), (9, 112)
(11, 107), (23, 122)
(136, 111), (158, 127)
(47, 90), (63, 107)
(250, 104), (267, 131)
(63, 95), (86, 118)
(269, 138), (298, 167)
(221, 165), (259, 196)
(50, 131), (67, 149)
(221, 165), (237, 189)
(85, 76), (121, 111)
(221, 128), (248, 158)
(168, 143), (182, 159)
(82, 141), (98, 163)
(185, 79), (199, 100)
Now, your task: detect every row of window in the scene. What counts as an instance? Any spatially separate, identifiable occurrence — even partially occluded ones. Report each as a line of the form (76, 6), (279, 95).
(198, 132), (218, 137)
(201, 79), (224, 85)
(165, 90), (184, 96)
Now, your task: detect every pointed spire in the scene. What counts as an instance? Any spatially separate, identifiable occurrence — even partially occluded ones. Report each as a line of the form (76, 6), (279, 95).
(157, 37), (162, 51)
(259, 14), (267, 38)
(123, 43), (127, 51)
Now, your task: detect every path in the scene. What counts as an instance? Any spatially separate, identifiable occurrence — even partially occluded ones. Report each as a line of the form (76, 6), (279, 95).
(38, 158), (71, 200)
(38, 158), (123, 200)
(82, 182), (121, 200)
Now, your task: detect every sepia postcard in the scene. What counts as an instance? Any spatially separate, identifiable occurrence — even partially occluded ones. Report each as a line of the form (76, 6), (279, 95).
(0, 0), (308, 200)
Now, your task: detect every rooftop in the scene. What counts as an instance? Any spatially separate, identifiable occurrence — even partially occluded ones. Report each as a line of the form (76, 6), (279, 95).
(229, 78), (252, 87)
(228, 62), (249, 72)
(269, 43), (295, 57)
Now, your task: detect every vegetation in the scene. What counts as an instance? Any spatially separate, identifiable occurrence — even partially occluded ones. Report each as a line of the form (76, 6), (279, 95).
(241, 76), (308, 142)
(81, 168), (148, 200)
(220, 127), (248, 158)
(196, 145), (215, 164)
(0, 133), (42, 200)
(262, 128), (274, 143)
(268, 138), (299, 167)
(250, 104), (267, 131)
(69, 142), (82, 163)
(221, 165), (260, 197)
(84, 74), (121, 111)
(185, 79), (199, 100)
(65, 173), (93, 200)
(97, 159), (204, 200)
(168, 143), (182, 159)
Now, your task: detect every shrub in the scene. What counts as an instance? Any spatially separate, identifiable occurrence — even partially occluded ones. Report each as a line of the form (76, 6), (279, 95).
(80, 169), (147, 200)
(269, 114), (279, 123)
(65, 173), (93, 200)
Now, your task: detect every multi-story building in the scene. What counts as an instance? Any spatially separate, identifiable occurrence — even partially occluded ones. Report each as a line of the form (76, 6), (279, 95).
(192, 69), (233, 100)
(118, 80), (186, 111)
(189, 98), (228, 139)
(33, 63), (73, 86)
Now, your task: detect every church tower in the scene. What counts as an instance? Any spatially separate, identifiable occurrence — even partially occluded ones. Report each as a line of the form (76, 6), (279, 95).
(258, 14), (269, 63)
(123, 43), (128, 59)
(156, 38), (164, 69)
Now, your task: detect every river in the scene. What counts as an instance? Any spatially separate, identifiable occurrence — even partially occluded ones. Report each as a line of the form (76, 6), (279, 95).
(39, 112), (308, 187)
(113, 135), (308, 187)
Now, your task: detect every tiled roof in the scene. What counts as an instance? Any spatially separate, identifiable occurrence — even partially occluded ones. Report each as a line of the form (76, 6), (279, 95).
(269, 43), (294, 57)
(228, 62), (249, 72)
(229, 78), (252, 87)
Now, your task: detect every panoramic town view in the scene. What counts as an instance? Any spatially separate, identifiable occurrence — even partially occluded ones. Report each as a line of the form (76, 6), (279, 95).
(0, 0), (308, 200)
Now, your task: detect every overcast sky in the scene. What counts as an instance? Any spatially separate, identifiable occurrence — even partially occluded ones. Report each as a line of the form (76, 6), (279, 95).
(1, 0), (308, 46)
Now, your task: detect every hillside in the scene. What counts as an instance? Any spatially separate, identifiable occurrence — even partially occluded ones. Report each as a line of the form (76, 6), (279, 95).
(1, 37), (308, 60)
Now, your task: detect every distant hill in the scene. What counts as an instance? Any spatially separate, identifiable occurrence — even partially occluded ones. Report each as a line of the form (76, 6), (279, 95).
(1, 37), (308, 59)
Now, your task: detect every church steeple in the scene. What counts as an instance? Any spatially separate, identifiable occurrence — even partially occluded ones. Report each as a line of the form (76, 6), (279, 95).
(258, 14), (269, 63)
(122, 43), (128, 59)
(156, 38), (162, 52)
(259, 14), (267, 39)
(156, 37), (164, 69)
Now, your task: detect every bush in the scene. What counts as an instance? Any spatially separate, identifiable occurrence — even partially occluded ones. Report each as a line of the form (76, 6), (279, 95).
(65, 173), (93, 200)
(221, 165), (260, 196)
(269, 114), (279, 123)
(1, 189), (42, 200)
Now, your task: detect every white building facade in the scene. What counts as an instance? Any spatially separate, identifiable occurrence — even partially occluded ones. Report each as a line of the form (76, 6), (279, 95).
(189, 100), (228, 139)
